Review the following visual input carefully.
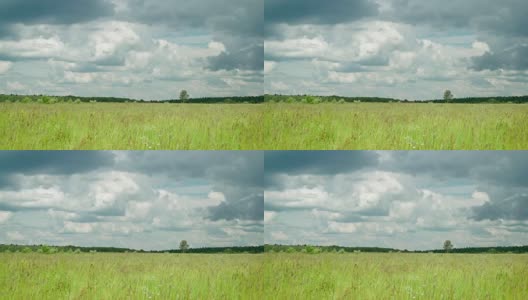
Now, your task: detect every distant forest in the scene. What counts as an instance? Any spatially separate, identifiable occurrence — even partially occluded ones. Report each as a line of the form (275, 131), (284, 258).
(265, 244), (528, 254)
(2, 244), (526, 254)
(0, 94), (263, 104)
(2, 94), (528, 104)
(0, 244), (264, 254)
(265, 94), (528, 104)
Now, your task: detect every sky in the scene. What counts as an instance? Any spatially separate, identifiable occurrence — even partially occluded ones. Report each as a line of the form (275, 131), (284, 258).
(264, 151), (528, 250)
(0, 0), (263, 99)
(0, 151), (263, 250)
(264, 0), (528, 100)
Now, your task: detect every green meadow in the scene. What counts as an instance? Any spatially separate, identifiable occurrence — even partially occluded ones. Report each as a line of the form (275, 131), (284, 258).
(263, 253), (528, 299)
(1, 102), (527, 149)
(0, 253), (264, 299)
(263, 103), (528, 150)
(0, 103), (263, 150)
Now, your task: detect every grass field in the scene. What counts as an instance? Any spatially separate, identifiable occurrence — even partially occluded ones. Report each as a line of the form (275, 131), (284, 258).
(0, 103), (263, 150)
(1, 103), (527, 150)
(0, 253), (264, 299)
(263, 103), (528, 150)
(264, 253), (528, 299)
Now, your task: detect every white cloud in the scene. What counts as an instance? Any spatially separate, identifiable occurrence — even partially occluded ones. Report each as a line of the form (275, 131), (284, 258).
(7, 231), (25, 241)
(0, 211), (13, 223)
(63, 221), (94, 234)
(0, 151), (263, 249)
(264, 211), (277, 224)
(264, 151), (528, 249)
(265, 18), (528, 99)
(264, 60), (277, 74)
(271, 231), (288, 241)
(0, 61), (12, 74)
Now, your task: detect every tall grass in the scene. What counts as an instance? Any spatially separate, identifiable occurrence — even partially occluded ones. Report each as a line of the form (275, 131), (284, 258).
(2, 103), (527, 149)
(0, 253), (264, 299)
(0, 103), (263, 150)
(263, 253), (528, 299)
(263, 103), (528, 149)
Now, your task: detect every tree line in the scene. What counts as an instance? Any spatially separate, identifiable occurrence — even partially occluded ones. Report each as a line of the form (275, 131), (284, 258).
(0, 94), (264, 104)
(0, 244), (264, 254)
(265, 94), (528, 104)
(265, 244), (528, 254)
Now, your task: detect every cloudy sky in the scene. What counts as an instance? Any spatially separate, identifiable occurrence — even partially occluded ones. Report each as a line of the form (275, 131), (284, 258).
(265, 151), (528, 250)
(0, 0), (263, 99)
(0, 151), (263, 250)
(265, 0), (528, 100)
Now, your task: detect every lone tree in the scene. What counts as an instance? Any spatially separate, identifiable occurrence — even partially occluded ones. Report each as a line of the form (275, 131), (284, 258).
(443, 240), (453, 253)
(179, 240), (189, 253)
(179, 90), (189, 102)
(443, 90), (454, 102)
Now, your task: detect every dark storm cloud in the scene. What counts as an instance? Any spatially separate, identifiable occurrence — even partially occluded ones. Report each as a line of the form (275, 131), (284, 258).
(208, 193), (263, 221)
(388, 151), (528, 187)
(116, 151), (264, 221)
(265, 151), (379, 176)
(389, 0), (528, 71)
(120, 151), (263, 188)
(0, 151), (114, 176)
(472, 194), (528, 221)
(264, 151), (379, 189)
(265, 0), (379, 25)
(0, 0), (114, 25)
(389, 0), (528, 36)
(208, 43), (264, 71)
(471, 44), (528, 71)
(125, 0), (263, 71)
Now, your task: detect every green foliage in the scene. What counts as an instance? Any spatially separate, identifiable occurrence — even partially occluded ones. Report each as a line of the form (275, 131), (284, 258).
(444, 240), (454, 253)
(286, 247), (296, 253)
(444, 89), (454, 102)
(179, 90), (190, 102)
(179, 240), (189, 253)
